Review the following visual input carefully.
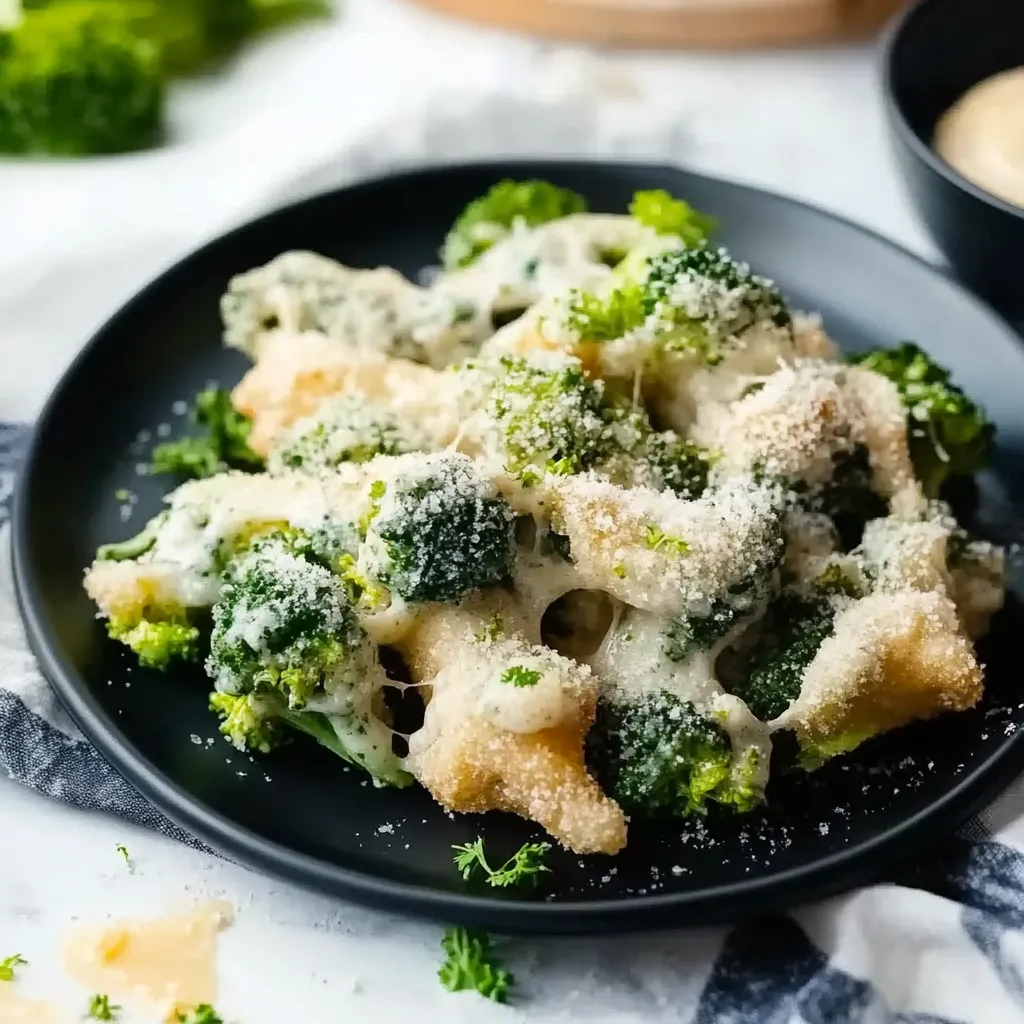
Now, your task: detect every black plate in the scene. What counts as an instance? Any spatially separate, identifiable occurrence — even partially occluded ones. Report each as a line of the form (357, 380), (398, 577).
(14, 161), (1024, 935)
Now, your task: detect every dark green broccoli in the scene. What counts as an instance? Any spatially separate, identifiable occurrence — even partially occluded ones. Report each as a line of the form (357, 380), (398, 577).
(441, 179), (587, 270)
(0, 2), (164, 156)
(151, 387), (263, 480)
(640, 432), (714, 499)
(628, 189), (716, 246)
(855, 342), (995, 497)
(107, 614), (200, 670)
(731, 595), (835, 721)
(271, 395), (424, 473)
(207, 534), (410, 785)
(587, 690), (761, 818)
(365, 455), (516, 604)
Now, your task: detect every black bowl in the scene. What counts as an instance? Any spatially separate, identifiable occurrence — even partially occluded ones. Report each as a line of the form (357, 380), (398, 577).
(881, 0), (1024, 315)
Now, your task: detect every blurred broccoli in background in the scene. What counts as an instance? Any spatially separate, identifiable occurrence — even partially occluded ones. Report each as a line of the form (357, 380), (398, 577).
(855, 342), (995, 498)
(441, 179), (588, 270)
(151, 387), (263, 480)
(628, 189), (716, 247)
(0, 0), (330, 156)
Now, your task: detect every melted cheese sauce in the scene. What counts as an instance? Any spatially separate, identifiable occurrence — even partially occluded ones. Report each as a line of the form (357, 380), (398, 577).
(935, 67), (1024, 209)
(61, 901), (232, 1021)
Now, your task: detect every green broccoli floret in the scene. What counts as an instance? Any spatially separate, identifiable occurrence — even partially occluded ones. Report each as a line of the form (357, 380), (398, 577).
(855, 342), (995, 497)
(564, 281), (648, 342)
(628, 189), (716, 246)
(587, 690), (762, 818)
(565, 243), (789, 356)
(483, 355), (630, 480)
(270, 395), (425, 473)
(151, 387), (263, 480)
(207, 535), (410, 785)
(107, 615), (200, 670)
(731, 595), (835, 721)
(365, 455), (515, 604)
(640, 432), (714, 499)
(441, 179), (588, 270)
(0, 2), (164, 156)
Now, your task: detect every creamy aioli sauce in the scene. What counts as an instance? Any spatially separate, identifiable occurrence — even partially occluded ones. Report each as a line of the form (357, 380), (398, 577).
(935, 67), (1024, 209)
(61, 901), (233, 1022)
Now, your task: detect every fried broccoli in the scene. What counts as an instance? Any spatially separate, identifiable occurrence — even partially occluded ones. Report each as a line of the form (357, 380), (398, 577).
(731, 594), (835, 722)
(628, 189), (716, 247)
(855, 342), (994, 497)
(587, 690), (762, 817)
(151, 387), (263, 480)
(441, 179), (588, 270)
(207, 534), (409, 785)
(364, 455), (516, 604)
(270, 394), (426, 474)
(0, 2), (164, 156)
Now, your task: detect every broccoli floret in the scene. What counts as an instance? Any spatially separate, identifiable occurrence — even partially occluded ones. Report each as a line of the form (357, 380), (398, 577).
(855, 342), (995, 497)
(565, 282), (648, 342)
(628, 189), (716, 246)
(151, 387), (263, 479)
(208, 691), (284, 754)
(640, 432), (714, 499)
(208, 535), (361, 709)
(441, 179), (588, 270)
(107, 615), (200, 670)
(365, 455), (515, 604)
(207, 535), (410, 785)
(483, 355), (633, 480)
(588, 690), (761, 817)
(565, 243), (789, 355)
(640, 245), (791, 361)
(0, 3), (164, 156)
(731, 595), (835, 721)
(270, 395), (426, 473)
(805, 446), (888, 549)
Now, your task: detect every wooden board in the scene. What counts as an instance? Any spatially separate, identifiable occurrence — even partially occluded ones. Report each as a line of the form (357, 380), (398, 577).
(408, 0), (908, 49)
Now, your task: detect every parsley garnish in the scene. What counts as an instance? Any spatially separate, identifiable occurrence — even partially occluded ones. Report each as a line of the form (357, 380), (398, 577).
(645, 524), (689, 555)
(612, 562), (627, 579)
(115, 843), (130, 864)
(0, 954), (26, 981)
(88, 994), (120, 1020)
(175, 1006), (223, 1024)
(452, 837), (551, 887)
(501, 665), (541, 688)
(473, 614), (505, 644)
(358, 480), (387, 536)
(438, 926), (512, 1003)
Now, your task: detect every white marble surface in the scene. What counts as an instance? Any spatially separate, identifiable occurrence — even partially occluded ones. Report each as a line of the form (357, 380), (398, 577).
(0, 0), (942, 1019)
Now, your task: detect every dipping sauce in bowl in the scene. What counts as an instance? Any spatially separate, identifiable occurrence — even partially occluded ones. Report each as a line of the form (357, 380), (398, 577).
(934, 67), (1024, 210)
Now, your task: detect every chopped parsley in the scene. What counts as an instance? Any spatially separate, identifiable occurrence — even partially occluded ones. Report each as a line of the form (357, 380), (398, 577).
(175, 1007), (223, 1024)
(452, 837), (551, 888)
(501, 665), (541, 688)
(0, 953), (26, 981)
(645, 524), (689, 555)
(115, 843), (130, 864)
(473, 614), (505, 644)
(88, 994), (120, 1020)
(438, 926), (512, 1003)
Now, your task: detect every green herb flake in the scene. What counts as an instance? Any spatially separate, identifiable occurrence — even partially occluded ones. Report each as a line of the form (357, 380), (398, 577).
(438, 926), (512, 1003)
(501, 665), (541, 688)
(645, 524), (690, 556)
(452, 837), (551, 888)
(0, 953), (27, 982)
(88, 993), (121, 1020)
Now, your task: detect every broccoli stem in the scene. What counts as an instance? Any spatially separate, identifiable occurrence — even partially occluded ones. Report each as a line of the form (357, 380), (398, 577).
(279, 707), (413, 788)
(96, 514), (165, 562)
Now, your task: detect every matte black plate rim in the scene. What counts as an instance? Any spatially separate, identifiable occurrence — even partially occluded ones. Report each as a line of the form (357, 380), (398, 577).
(13, 159), (1024, 935)
(879, 0), (1024, 225)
